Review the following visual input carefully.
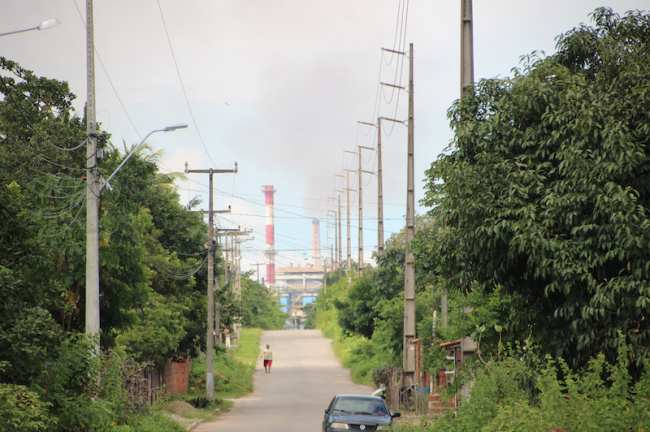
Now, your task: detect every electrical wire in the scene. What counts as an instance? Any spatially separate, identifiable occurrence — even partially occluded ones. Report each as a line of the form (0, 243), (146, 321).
(156, 0), (218, 168)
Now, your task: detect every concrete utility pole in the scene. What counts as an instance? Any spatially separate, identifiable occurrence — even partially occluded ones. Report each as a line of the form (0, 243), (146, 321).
(185, 163), (237, 401)
(376, 118), (385, 257)
(250, 262), (265, 284)
(332, 192), (344, 271)
(234, 236), (253, 340)
(222, 231), (252, 341)
(193, 212), (232, 350)
(461, 0), (474, 97)
(335, 171), (352, 272)
(345, 149), (365, 276)
(342, 169), (355, 274)
(359, 120), (385, 258)
(338, 195), (342, 268)
(327, 206), (337, 270)
(358, 146), (375, 277)
(459, 0), (477, 395)
(403, 43), (416, 384)
(85, 0), (100, 356)
(216, 228), (243, 344)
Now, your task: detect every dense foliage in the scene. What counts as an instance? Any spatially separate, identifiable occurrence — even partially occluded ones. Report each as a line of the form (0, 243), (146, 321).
(0, 57), (245, 430)
(240, 272), (287, 330)
(420, 7), (650, 375)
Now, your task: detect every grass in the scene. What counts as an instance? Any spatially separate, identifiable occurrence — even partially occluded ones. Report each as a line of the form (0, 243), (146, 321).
(165, 328), (262, 422)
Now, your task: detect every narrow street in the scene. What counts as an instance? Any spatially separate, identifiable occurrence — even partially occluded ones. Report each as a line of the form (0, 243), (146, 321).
(195, 329), (372, 431)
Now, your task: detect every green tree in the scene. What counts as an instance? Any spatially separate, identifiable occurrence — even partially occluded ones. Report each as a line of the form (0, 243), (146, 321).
(240, 272), (287, 329)
(421, 8), (650, 376)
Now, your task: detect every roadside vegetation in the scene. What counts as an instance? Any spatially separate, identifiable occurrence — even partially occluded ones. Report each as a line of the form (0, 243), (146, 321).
(0, 53), (284, 430)
(165, 327), (262, 423)
(314, 8), (650, 432)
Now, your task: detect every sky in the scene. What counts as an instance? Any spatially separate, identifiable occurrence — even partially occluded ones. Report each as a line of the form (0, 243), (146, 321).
(0, 0), (645, 282)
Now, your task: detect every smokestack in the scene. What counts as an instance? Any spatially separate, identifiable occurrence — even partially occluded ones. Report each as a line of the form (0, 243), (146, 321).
(263, 186), (276, 287)
(312, 219), (320, 268)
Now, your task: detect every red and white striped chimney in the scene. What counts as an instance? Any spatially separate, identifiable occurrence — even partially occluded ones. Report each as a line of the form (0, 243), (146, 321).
(263, 186), (276, 287)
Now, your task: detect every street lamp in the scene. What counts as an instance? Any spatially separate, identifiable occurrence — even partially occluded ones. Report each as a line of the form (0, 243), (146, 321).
(0, 19), (61, 37)
(86, 124), (187, 354)
(100, 124), (188, 192)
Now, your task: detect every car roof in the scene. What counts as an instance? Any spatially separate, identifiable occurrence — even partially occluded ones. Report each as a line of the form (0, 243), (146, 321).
(335, 394), (384, 401)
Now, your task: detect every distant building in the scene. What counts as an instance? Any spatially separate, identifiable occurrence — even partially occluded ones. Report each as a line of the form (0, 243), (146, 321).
(276, 264), (324, 327)
(275, 264), (324, 289)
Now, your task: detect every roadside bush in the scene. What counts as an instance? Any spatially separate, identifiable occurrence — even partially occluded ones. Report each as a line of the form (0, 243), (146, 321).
(408, 334), (650, 432)
(0, 379), (52, 432)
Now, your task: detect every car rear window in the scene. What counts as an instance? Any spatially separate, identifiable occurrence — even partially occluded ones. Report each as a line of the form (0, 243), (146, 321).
(333, 397), (388, 416)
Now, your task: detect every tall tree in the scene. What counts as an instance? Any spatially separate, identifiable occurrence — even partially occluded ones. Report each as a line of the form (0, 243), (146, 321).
(421, 8), (650, 375)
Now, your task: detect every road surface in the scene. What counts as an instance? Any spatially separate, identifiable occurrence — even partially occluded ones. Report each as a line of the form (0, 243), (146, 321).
(195, 329), (372, 431)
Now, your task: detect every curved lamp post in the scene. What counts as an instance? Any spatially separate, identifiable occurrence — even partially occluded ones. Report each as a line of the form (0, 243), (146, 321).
(0, 18), (61, 37)
(86, 124), (187, 355)
(100, 124), (188, 192)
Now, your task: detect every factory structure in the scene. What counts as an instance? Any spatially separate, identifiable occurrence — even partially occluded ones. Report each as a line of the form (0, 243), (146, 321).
(262, 187), (328, 328)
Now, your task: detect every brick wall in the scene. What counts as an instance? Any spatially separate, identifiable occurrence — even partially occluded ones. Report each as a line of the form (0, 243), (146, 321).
(163, 357), (192, 396)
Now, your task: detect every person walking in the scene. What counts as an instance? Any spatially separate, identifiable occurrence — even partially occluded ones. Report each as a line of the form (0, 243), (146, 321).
(260, 344), (273, 373)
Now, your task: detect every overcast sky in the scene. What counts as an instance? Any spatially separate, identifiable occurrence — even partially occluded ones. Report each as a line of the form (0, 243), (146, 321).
(1, 0), (644, 281)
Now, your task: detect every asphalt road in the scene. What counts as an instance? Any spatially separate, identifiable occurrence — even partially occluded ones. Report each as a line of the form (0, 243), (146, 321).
(194, 329), (372, 432)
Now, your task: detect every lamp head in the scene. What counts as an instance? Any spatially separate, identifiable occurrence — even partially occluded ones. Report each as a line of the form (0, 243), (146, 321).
(164, 124), (188, 132)
(38, 19), (60, 31)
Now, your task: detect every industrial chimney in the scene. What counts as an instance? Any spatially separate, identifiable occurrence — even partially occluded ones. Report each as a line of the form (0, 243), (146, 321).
(312, 219), (321, 268)
(263, 186), (276, 287)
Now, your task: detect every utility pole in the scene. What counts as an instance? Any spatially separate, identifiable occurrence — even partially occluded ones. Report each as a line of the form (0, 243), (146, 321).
(345, 149), (364, 276)
(461, 0), (474, 97)
(357, 146), (375, 277)
(250, 262), (265, 284)
(342, 169), (355, 274)
(328, 202), (337, 270)
(359, 120), (385, 258)
(85, 0), (100, 356)
(332, 191), (344, 271)
(234, 236), (253, 340)
(403, 43), (416, 385)
(185, 163), (237, 401)
(335, 171), (352, 273)
(377, 118), (384, 257)
(338, 195), (342, 268)
(459, 0), (477, 392)
(193, 212), (232, 349)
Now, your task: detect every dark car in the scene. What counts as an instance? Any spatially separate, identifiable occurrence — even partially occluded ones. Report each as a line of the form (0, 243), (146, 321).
(322, 394), (401, 431)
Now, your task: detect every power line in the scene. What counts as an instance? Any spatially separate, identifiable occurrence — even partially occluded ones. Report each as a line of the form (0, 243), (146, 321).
(156, 0), (218, 168)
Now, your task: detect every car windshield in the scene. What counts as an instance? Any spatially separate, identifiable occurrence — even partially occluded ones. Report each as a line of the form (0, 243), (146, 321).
(333, 397), (389, 416)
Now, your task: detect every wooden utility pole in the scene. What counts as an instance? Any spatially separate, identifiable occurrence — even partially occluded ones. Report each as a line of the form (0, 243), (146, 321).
(185, 163), (237, 400)
(403, 43), (416, 384)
